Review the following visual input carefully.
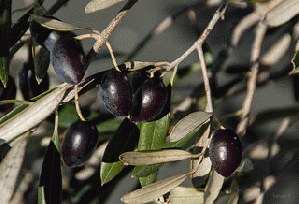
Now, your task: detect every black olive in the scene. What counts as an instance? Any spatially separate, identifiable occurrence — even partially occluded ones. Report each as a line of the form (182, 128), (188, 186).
(61, 120), (99, 167)
(19, 62), (49, 101)
(130, 77), (168, 123)
(0, 76), (16, 113)
(98, 69), (132, 116)
(45, 30), (85, 85)
(209, 129), (242, 177)
(30, 19), (85, 85)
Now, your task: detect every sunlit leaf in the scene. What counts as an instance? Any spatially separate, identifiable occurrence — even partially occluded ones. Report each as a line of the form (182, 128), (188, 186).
(120, 149), (200, 166)
(121, 173), (188, 204)
(30, 14), (88, 31)
(85, 0), (127, 14)
(169, 112), (212, 142)
(100, 161), (123, 186)
(0, 84), (70, 144)
(265, 0), (299, 27)
(0, 133), (29, 203)
(204, 170), (224, 204)
(170, 187), (204, 204)
(38, 187), (46, 204)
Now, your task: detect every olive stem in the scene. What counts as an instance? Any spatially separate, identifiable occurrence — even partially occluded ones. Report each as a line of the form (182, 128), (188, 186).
(169, 3), (227, 70)
(74, 85), (86, 121)
(106, 41), (121, 72)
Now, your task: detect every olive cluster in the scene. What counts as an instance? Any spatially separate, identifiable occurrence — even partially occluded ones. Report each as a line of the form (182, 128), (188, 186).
(30, 18), (85, 85)
(209, 129), (242, 177)
(98, 69), (168, 123)
(61, 120), (99, 167)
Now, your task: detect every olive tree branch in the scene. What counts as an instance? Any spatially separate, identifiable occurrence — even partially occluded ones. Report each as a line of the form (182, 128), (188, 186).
(169, 3), (227, 70)
(236, 22), (267, 136)
(85, 0), (138, 68)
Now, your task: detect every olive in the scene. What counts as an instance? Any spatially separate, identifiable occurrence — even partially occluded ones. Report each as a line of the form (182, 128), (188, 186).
(98, 69), (132, 116)
(61, 120), (99, 167)
(19, 62), (49, 100)
(130, 77), (168, 123)
(0, 76), (16, 113)
(209, 129), (242, 177)
(30, 19), (85, 85)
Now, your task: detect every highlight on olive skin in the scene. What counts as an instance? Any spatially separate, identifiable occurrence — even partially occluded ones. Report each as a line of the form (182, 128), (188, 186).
(30, 19), (86, 85)
(209, 129), (242, 177)
(98, 69), (133, 116)
(61, 120), (99, 167)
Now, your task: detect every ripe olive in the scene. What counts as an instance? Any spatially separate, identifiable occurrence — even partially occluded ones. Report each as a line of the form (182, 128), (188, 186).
(98, 69), (132, 116)
(61, 120), (99, 167)
(209, 129), (242, 177)
(30, 19), (85, 85)
(0, 76), (16, 113)
(19, 62), (49, 100)
(130, 77), (168, 123)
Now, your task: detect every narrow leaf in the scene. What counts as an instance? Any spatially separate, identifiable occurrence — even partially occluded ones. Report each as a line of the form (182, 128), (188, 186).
(132, 163), (162, 178)
(169, 112), (212, 142)
(266, 0), (299, 27)
(0, 132), (29, 203)
(0, 57), (9, 88)
(120, 150), (200, 166)
(121, 173), (188, 204)
(0, 84), (70, 144)
(291, 51), (299, 74)
(39, 141), (62, 204)
(38, 186), (46, 204)
(30, 14), (87, 31)
(85, 0), (126, 14)
(100, 161), (123, 186)
(204, 170), (225, 204)
(170, 187), (204, 204)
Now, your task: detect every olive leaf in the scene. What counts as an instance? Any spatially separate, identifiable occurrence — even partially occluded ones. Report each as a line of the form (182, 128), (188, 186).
(85, 0), (127, 14)
(170, 187), (204, 203)
(120, 149), (200, 166)
(121, 173), (188, 204)
(169, 111), (212, 142)
(0, 84), (71, 144)
(0, 132), (29, 203)
(30, 14), (88, 31)
(265, 0), (299, 27)
(291, 51), (299, 74)
(100, 161), (123, 186)
(204, 170), (225, 204)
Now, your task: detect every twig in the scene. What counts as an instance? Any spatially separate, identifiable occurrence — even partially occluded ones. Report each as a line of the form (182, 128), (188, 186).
(85, 0), (138, 68)
(74, 85), (86, 121)
(106, 41), (121, 72)
(236, 21), (267, 136)
(197, 47), (213, 113)
(169, 3), (227, 70)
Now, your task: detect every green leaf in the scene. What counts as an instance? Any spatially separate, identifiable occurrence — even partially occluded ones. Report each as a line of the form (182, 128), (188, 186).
(85, 0), (127, 14)
(0, 57), (9, 87)
(0, 132), (29, 203)
(132, 114), (170, 178)
(38, 187), (46, 204)
(102, 118), (139, 163)
(121, 173), (188, 204)
(169, 112), (212, 142)
(170, 187), (204, 203)
(204, 170), (225, 204)
(291, 51), (299, 74)
(30, 14), (88, 31)
(0, 84), (70, 144)
(100, 161), (123, 186)
(33, 44), (50, 84)
(10, 12), (30, 48)
(120, 149), (200, 165)
(39, 141), (62, 204)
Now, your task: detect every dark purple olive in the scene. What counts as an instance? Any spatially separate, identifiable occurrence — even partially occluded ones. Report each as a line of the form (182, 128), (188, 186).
(61, 120), (99, 167)
(19, 62), (49, 100)
(30, 19), (85, 85)
(98, 69), (132, 116)
(130, 77), (168, 123)
(209, 129), (242, 177)
(45, 30), (85, 85)
(0, 76), (16, 113)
